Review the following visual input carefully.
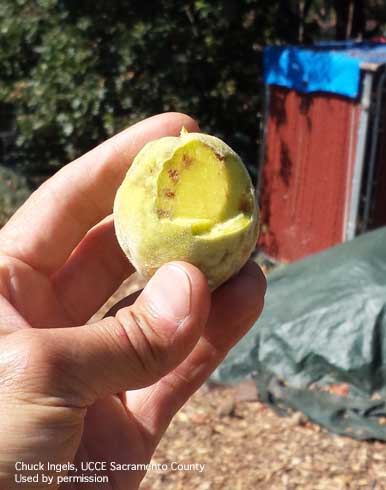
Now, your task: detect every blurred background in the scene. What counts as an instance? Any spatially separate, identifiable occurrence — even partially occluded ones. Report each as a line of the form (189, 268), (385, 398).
(1, 0), (386, 227)
(3, 3), (386, 489)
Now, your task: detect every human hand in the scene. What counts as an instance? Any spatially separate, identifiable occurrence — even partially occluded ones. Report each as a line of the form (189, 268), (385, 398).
(0, 113), (266, 490)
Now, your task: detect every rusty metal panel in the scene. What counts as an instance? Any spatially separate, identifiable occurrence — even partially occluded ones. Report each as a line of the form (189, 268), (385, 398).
(259, 86), (360, 262)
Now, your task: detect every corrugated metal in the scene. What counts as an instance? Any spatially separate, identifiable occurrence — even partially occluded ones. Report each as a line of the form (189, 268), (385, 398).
(259, 86), (360, 262)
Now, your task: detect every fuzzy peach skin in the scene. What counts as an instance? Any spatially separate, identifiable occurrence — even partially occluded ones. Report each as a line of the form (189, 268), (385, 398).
(114, 130), (259, 290)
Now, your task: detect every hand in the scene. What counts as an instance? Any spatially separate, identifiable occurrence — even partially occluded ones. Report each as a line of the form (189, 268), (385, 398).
(0, 113), (266, 490)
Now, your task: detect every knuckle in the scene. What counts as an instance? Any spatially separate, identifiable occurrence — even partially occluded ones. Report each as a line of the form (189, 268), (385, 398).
(114, 308), (171, 381)
(0, 329), (54, 393)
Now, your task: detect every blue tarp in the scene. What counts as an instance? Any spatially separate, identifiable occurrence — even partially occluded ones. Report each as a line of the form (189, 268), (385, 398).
(264, 42), (386, 99)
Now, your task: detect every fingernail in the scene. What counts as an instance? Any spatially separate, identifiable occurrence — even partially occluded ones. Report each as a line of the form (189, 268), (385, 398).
(145, 264), (192, 324)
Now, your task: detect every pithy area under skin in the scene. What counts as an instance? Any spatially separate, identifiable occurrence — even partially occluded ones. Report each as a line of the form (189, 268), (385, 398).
(113, 131), (259, 290)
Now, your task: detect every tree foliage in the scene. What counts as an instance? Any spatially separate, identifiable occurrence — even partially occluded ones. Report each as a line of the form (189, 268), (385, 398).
(0, 0), (282, 179)
(0, 0), (385, 182)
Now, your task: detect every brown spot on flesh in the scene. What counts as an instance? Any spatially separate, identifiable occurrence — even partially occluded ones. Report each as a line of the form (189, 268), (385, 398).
(168, 168), (180, 182)
(156, 209), (171, 219)
(215, 152), (225, 162)
(182, 154), (194, 168)
(239, 195), (253, 214)
(164, 189), (175, 198)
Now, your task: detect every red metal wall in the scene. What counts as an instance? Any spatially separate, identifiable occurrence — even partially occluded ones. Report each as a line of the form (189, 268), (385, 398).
(259, 86), (360, 262)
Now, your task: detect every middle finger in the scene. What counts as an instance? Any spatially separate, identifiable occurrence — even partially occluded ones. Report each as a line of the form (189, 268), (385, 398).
(52, 217), (134, 325)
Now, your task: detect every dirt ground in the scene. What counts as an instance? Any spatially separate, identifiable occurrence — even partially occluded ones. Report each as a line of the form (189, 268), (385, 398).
(97, 269), (386, 490)
(140, 384), (386, 490)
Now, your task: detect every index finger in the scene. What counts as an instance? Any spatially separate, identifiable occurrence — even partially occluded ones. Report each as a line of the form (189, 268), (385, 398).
(0, 113), (199, 275)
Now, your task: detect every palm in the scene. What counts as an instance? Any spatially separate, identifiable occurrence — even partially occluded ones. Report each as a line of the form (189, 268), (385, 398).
(75, 398), (148, 490)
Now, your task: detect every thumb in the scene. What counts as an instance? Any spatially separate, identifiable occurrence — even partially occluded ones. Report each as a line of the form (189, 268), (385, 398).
(11, 262), (210, 407)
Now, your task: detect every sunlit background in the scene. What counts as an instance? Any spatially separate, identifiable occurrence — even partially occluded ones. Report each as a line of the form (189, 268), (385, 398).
(1, 0), (385, 226)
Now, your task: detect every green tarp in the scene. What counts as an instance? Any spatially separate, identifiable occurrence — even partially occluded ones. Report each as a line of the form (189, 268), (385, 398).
(211, 227), (386, 440)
